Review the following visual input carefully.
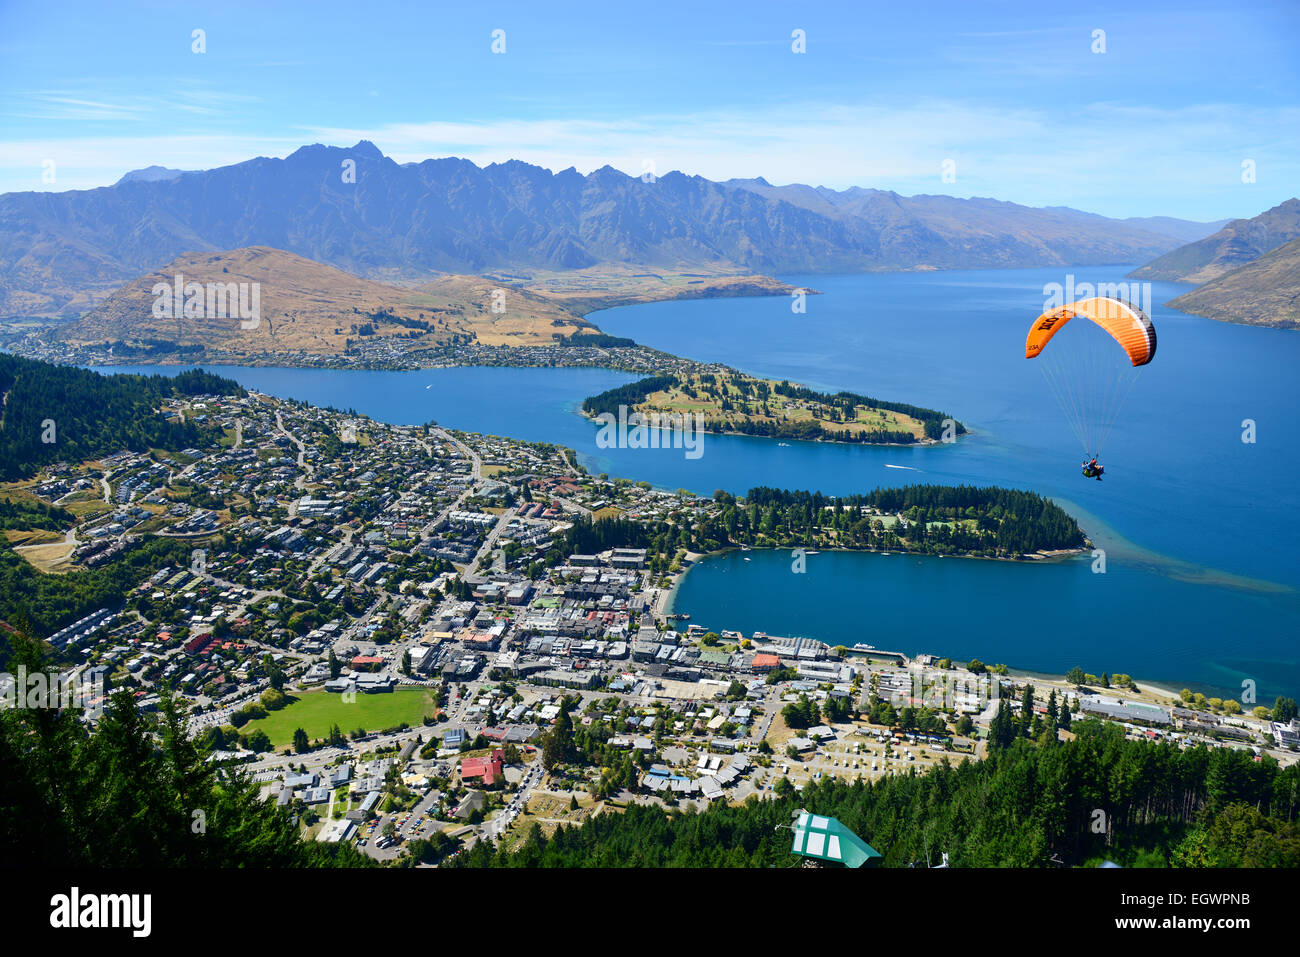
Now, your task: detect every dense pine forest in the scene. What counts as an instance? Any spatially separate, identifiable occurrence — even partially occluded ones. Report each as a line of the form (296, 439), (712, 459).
(556, 332), (638, 348)
(450, 720), (1300, 868)
(0, 630), (370, 868)
(0, 354), (243, 480)
(560, 485), (1085, 572)
(731, 485), (1086, 555)
(581, 374), (679, 418)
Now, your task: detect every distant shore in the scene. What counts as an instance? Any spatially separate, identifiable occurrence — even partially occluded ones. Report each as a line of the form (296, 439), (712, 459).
(5, 267), (811, 375)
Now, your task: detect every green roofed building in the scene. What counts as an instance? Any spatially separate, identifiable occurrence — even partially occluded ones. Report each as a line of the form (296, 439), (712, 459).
(790, 811), (883, 868)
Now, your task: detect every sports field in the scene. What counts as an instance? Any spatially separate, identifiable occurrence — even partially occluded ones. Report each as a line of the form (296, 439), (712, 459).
(244, 687), (436, 747)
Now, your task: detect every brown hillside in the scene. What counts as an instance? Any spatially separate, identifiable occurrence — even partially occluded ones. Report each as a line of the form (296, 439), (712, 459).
(58, 247), (591, 355)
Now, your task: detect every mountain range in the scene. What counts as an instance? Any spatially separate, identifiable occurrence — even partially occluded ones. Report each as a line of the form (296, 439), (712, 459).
(1110, 198), (1300, 329)
(1166, 236), (1300, 329)
(0, 141), (1220, 318)
(1129, 199), (1300, 284)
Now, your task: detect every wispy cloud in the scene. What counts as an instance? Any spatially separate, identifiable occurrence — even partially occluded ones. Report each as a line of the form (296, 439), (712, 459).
(1, 86), (261, 123)
(298, 99), (1300, 212)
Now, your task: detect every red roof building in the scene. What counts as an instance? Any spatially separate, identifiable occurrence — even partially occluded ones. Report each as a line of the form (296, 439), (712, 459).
(461, 748), (505, 787)
(751, 653), (781, 671)
(183, 632), (216, 655)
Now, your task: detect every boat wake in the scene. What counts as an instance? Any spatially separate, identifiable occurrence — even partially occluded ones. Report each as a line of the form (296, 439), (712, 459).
(884, 464), (921, 471)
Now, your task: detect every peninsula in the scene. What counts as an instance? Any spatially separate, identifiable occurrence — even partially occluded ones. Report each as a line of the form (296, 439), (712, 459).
(581, 371), (966, 445)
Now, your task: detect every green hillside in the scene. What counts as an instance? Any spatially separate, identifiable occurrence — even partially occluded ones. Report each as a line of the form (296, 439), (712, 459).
(0, 354), (243, 481)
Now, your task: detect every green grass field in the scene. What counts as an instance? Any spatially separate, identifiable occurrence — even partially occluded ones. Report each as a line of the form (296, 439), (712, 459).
(640, 372), (927, 439)
(244, 687), (436, 748)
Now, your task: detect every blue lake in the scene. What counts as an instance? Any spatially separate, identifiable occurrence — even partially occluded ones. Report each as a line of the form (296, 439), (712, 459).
(669, 548), (1300, 701)
(95, 265), (1300, 698)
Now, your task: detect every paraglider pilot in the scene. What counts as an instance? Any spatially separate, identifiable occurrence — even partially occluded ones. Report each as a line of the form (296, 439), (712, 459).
(1081, 457), (1104, 480)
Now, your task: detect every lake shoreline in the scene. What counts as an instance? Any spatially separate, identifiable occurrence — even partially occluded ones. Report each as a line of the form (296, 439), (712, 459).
(75, 264), (1300, 698)
(664, 545), (1298, 699)
(663, 549), (1191, 704)
(22, 272), (809, 375)
(681, 541), (1090, 567)
(661, 542), (1090, 633)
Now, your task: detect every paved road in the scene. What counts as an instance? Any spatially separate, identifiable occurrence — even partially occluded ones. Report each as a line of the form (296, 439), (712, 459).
(275, 410), (315, 512)
(465, 506), (518, 583)
(416, 427), (483, 542)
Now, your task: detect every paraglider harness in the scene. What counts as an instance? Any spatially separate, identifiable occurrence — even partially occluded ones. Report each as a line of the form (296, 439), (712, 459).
(1081, 459), (1104, 480)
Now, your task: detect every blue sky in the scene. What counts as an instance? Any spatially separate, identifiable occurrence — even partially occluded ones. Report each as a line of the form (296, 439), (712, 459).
(0, 0), (1295, 220)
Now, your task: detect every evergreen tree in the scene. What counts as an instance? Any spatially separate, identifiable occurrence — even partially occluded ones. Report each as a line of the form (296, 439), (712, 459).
(1020, 683), (1035, 737)
(989, 700), (1017, 750)
(0, 626), (368, 868)
(542, 708), (576, 771)
(444, 719), (1300, 869)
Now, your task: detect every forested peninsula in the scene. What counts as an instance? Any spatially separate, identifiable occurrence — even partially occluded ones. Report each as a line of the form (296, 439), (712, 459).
(582, 371), (965, 445)
(562, 485), (1087, 569)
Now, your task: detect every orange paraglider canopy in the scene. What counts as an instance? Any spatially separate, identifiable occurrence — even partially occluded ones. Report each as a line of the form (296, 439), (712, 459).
(1025, 297), (1156, 367)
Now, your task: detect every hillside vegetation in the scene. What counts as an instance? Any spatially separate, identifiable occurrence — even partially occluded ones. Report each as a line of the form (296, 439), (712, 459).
(1167, 236), (1300, 329)
(0, 630), (370, 867)
(449, 720), (1300, 868)
(1131, 198), (1300, 284)
(0, 353), (242, 481)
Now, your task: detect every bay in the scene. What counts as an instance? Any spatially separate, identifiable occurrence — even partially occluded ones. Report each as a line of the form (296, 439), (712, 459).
(668, 548), (1299, 701)
(93, 264), (1300, 697)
